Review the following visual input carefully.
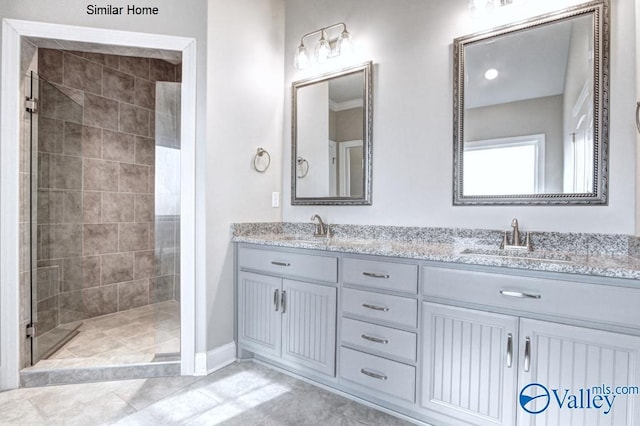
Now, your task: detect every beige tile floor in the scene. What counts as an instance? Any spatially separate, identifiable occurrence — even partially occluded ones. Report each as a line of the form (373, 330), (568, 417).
(26, 301), (180, 370)
(0, 362), (413, 425)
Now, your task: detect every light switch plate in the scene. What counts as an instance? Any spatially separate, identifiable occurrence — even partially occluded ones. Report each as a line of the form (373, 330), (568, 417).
(271, 192), (280, 208)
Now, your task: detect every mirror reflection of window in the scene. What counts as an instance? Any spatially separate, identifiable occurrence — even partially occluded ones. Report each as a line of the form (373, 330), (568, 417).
(464, 135), (544, 196)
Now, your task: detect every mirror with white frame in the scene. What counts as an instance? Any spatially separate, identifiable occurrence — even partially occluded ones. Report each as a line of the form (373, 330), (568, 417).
(453, 1), (608, 205)
(292, 62), (372, 205)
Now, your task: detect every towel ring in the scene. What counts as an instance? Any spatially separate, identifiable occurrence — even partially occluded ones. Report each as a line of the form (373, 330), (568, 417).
(253, 147), (271, 173)
(296, 156), (309, 178)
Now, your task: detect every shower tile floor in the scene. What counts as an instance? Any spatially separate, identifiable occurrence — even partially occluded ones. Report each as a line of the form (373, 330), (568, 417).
(0, 362), (412, 425)
(26, 301), (180, 370)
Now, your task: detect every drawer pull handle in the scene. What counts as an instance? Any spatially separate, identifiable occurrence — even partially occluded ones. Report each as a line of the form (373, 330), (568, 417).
(362, 272), (390, 279)
(273, 289), (280, 312)
(360, 368), (387, 381)
(281, 290), (287, 314)
(500, 290), (541, 299)
(506, 333), (513, 368)
(362, 303), (389, 312)
(271, 261), (291, 267)
(524, 337), (531, 372)
(361, 334), (389, 345)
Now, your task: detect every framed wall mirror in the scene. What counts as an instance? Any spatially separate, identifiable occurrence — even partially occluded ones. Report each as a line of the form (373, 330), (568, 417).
(453, 1), (609, 205)
(292, 61), (372, 205)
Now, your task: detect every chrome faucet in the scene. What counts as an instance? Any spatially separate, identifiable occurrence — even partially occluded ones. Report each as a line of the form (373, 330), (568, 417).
(500, 218), (532, 251)
(311, 214), (329, 237)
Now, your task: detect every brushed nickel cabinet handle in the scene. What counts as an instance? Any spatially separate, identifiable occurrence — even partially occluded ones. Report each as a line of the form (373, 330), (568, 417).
(506, 333), (513, 368)
(360, 368), (387, 381)
(524, 337), (531, 372)
(636, 102), (640, 134)
(500, 290), (541, 299)
(362, 272), (390, 279)
(271, 261), (291, 267)
(281, 290), (286, 314)
(361, 334), (389, 345)
(362, 303), (389, 312)
(273, 289), (279, 312)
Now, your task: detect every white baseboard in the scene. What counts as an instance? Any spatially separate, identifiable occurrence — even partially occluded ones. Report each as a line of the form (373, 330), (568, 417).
(194, 341), (237, 376)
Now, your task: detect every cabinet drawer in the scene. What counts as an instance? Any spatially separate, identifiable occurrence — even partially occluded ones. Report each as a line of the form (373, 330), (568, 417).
(238, 247), (337, 283)
(342, 288), (417, 328)
(341, 318), (417, 363)
(422, 266), (640, 328)
(343, 258), (418, 293)
(340, 347), (415, 403)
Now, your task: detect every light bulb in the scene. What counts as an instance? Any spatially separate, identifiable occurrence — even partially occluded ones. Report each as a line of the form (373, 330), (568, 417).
(315, 33), (330, 64)
(337, 30), (354, 57)
(294, 44), (309, 70)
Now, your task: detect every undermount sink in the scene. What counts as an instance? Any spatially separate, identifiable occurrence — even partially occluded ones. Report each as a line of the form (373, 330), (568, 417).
(459, 248), (574, 264)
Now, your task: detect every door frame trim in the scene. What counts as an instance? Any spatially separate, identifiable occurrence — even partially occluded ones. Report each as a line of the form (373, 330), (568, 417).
(1, 18), (198, 389)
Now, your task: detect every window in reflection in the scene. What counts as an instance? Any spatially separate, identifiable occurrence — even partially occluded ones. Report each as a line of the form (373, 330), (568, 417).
(464, 134), (544, 196)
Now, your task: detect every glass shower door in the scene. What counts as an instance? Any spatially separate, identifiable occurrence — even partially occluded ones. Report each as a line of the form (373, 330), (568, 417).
(27, 73), (84, 365)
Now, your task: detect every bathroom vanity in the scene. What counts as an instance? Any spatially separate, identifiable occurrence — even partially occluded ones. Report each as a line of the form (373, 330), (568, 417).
(234, 227), (640, 426)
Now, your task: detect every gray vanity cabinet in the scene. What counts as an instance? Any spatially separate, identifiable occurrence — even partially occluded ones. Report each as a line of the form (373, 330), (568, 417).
(237, 246), (338, 378)
(421, 302), (519, 426)
(235, 243), (640, 425)
(238, 271), (283, 358)
(339, 257), (419, 407)
(421, 266), (640, 426)
(516, 318), (640, 426)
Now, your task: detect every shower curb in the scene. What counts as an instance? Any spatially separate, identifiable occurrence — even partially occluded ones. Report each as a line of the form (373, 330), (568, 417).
(19, 361), (180, 387)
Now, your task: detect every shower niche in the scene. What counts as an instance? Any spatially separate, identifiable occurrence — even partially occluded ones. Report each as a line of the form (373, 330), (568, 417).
(20, 41), (183, 371)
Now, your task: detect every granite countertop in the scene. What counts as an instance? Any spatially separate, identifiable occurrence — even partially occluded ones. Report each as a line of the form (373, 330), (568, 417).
(232, 223), (640, 281)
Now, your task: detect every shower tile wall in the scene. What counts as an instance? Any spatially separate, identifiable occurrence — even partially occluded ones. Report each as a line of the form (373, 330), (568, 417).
(33, 49), (181, 355)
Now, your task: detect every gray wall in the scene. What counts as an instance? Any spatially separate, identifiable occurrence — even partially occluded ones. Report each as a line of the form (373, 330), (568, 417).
(205, 0), (285, 350)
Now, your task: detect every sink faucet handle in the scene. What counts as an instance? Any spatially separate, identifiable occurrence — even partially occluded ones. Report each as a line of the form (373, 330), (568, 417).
(511, 218), (520, 246)
(500, 231), (510, 249)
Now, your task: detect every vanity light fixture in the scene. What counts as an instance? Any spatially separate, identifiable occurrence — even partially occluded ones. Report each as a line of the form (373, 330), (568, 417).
(293, 22), (354, 70)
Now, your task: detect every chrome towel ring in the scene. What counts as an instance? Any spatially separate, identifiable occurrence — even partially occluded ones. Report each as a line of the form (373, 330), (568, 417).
(296, 156), (309, 178)
(253, 147), (271, 173)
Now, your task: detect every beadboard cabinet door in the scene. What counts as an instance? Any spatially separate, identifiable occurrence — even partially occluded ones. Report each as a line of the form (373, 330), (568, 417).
(517, 319), (640, 426)
(282, 279), (337, 377)
(238, 271), (282, 358)
(421, 302), (519, 426)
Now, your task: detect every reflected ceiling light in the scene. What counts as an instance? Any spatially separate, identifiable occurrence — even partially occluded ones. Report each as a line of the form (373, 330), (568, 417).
(293, 22), (354, 70)
(484, 68), (499, 80)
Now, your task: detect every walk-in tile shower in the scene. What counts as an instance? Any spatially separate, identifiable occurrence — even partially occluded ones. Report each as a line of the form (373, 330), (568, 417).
(19, 39), (182, 371)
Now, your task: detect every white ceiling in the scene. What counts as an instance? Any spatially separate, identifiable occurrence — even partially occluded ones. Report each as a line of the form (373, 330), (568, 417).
(464, 17), (586, 109)
(328, 71), (364, 105)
